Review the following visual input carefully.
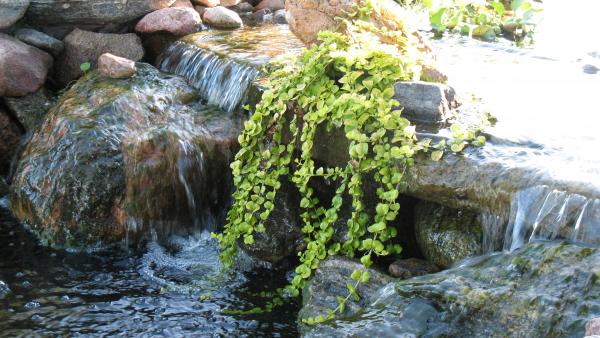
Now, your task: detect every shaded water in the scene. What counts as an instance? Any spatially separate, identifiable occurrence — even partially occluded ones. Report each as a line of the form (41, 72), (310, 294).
(0, 199), (298, 336)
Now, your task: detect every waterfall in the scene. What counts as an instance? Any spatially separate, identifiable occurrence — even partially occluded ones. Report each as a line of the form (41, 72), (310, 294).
(159, 41), (259, 113)
(501, 185), (600, 250)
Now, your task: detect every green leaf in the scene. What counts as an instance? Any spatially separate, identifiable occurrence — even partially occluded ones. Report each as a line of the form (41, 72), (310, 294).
(431, 150), (444, 161)
(80, 62), (91, 72)
(367, 222), (386, 233)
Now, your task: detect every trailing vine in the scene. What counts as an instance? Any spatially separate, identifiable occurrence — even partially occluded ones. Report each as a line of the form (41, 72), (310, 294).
(213, 0), (489, 324)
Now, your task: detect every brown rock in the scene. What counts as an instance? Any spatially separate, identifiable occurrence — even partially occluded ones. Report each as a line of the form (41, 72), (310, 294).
(0, 107), (23, 175)
(136, 7), (202, 36)
(98, 53), (137, 79)
(55, 29), (144, 86)
(587, 318), (600, 335)
(0, 33), (52, 97)
(254, 0), (284, 11)
(193, 0), (219, 7)
(388, 258), (439, 279)
(171, 0), (194, 7)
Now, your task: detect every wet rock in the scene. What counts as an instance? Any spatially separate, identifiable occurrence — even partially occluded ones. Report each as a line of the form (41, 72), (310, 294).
(0, 34), (52, 97)
(10, 64), (243, 247)
(587, 318), (600, 335)
(25, 0), (176, 26)
(239, 180), (303, 263)
(301, 241), (600, 337)
(273, 9), (287, 24)
(299, 256), (392, 324)
(171, 0), (194, 8)
(135, 7), (202, 36)
(0, 107), (23, 175)
(388, 258), (439, 279)
(3, 87), (54, 132)
(55, 29), (144, 87)
(254, 0), (284, 11)
(141, 32), (179, 66)
(0, 0), (30, 29)
(252, 8), (273, 23)
(393, 82), (457, 125)
(14, 28), (64, 56)
(202, 6), (243, 28)
(414, 201), (482, 268)
(98, 53), (137, 79)
(0, 280), (10, 299)
(193, 0), (219, 7)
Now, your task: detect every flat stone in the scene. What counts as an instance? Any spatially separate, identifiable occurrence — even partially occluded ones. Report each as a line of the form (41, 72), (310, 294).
(135, 7), (202, 36)
(0, 33), (52, 97)
(3, 87), (53, 132)
(393, 81), (457, 124)
(98, 53), (137, 79)
(0, 0), (30, 29)
(55, 29), (144, 86)
(202, 6), (243, 28)
(25, 0), (176, 25)
(14, 28), (64, 56)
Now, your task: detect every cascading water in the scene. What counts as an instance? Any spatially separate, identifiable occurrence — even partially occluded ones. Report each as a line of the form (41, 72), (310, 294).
(158, 25), (304, 112)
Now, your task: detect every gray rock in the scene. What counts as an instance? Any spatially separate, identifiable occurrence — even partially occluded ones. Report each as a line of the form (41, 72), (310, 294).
(14, 28), (64, 56)
(0, 107), (23, 175)
(55, 29), (144, 86)
(393, 81), (457, 125)
(299, 256), (392, 325)
(202, 6), (243, 28)
(10, 64), (243, 247)
(0, 33), (53, 97)
(3, 87), (54, 132)
(301, 241), (600, 337)
(414, 201), (482, 268)
(588, 318), (600, 335)
(25, 0), (176, 26)
(0, 0), (30, 29)
(388, 258), (439, 279)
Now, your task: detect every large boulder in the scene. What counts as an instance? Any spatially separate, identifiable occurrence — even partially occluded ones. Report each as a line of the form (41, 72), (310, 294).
(414, 201), (482, 268)
(24, 0), (176, 26)
(55, 29), (144, 86)
(9, 64), (243, 247)
(0, 34), (53, 97)
(0, 0), (30, 29)
(3, 87), (54, 132)
(135, 7), (202, 36)
(0, 107), (24, 175)
(301, 241), (600, 337)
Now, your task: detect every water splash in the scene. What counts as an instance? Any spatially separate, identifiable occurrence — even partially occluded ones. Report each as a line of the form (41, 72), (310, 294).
(502, 185), (600, 250)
